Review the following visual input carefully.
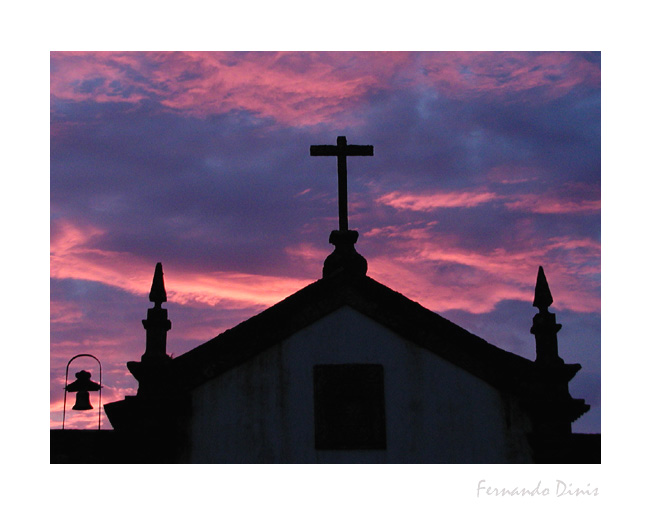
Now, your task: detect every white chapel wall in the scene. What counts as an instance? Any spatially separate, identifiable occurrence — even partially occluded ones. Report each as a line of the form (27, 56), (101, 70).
(188, 306), (533, 463)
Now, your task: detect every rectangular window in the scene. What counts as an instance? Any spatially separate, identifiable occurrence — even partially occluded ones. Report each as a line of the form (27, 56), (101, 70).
(313, 364), (386, 450)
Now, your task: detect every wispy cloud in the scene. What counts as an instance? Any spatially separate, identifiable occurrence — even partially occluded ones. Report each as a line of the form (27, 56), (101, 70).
(51, 52), (600, 127)
(365, 226), (600, 314)
(504, 194), (601, 214)
(377, 190), (499, 211)
(51, 219), (310, 309)
(376, 188), (600, 215)
(418, 52), (600, 100)
(50, 52), (411, 125)
(50, 300), (85, 325)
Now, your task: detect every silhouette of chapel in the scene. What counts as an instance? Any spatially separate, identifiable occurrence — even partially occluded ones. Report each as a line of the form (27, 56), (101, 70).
(58, 137), (598, 463)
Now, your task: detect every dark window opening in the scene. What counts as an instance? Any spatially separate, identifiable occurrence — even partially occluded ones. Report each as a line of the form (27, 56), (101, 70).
(313, 364), (386, 450)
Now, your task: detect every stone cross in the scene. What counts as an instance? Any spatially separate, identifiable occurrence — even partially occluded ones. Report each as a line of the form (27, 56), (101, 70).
(310, 136), (373, 231)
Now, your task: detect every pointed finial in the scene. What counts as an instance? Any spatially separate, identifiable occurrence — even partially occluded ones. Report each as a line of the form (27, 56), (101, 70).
(533, 266), (553, 312)
(149, 262), (167, 307)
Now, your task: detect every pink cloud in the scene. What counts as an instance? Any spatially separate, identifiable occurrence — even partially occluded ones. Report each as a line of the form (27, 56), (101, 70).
(365, 224), (438, 240)
(376, 188), (600, 216)
(285, 243), (329, 263)
(504, 194), (601, 214)
(50, 218), (311, 310)
(369, 256), (533, 313)
(50, 51), (412, 126)
(486, 165), (540, 184)
(377, 190), (499, 212)
(364, 226), (600, 314)
(418, 52), (600, 100)
(50, 52), (599, 127)
(50, 300), (84, 326)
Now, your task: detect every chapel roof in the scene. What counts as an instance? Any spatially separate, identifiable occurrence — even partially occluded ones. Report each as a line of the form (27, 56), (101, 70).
(171, 269), (571, 397)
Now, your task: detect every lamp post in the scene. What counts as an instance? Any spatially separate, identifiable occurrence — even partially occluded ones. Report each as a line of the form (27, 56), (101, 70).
(62, 354), (102, 430)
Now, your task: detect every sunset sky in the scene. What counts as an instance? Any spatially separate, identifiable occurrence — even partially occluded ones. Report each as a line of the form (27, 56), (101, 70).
(50, 51), (600, 432)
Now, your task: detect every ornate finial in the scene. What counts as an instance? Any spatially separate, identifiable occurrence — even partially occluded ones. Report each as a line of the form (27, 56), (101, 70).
(533, 266), (553, 313)
(149, 262), (167, 307)
(133, 262), (172, 387)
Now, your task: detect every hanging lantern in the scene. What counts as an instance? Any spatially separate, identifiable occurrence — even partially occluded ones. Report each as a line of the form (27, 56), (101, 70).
(66, 370), (101, 410)
(62, 354), (103, 430)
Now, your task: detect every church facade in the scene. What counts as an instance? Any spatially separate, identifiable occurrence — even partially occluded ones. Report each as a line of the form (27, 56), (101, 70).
(103, 246), (593, 463)
(96, 137), (596, 463)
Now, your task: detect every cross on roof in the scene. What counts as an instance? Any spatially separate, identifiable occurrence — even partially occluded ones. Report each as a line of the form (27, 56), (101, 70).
(310, 136), (373, 231)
